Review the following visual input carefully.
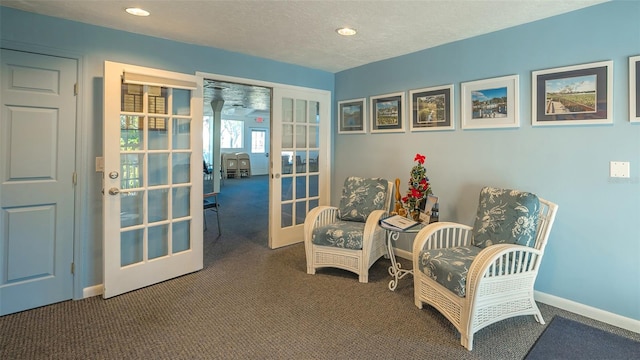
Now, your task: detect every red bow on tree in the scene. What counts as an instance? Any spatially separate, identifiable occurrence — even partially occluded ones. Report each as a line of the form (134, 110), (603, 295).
(414, 153), (426, 164)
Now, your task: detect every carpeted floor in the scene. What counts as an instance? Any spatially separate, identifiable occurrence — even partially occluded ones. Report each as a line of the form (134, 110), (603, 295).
(1, 175), (639, 359)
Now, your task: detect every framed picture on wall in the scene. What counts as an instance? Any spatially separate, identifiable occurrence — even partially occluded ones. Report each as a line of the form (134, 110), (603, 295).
(409, 84), (454, 132)
(461, 75), (519, 129)
(337, 98), (367, 134)
(370, 92), (405, 133)
(630, 55), (640, 123)
(532, 60), (613, 126)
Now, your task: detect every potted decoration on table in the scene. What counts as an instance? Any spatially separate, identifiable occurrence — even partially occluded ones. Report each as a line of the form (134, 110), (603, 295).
(401, 153), (433, 221)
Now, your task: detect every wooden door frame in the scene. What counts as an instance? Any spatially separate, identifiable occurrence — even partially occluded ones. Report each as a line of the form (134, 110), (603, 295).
(1, 40), (84, 300)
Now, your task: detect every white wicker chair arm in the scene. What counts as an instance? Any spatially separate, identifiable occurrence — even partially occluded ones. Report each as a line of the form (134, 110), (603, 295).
(466, 243), (544, 297)
(361, 209), (388, 258)
(303, 206), (338, 243)
(412, 222), (473, 268)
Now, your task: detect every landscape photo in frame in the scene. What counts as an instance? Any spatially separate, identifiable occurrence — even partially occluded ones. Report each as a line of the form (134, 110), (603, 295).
(338, 98), (366, 134)
(370, 92), (405, 133)
(532, 60), (612, 126)
(409, 84), (454, 131)
(461, 75), (519, 129)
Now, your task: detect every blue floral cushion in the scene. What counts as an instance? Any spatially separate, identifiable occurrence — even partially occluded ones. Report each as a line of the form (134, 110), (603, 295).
(471, 187), (540, 248)
(312, 221), (365, 250)
(338, 177), (389, 222)
(419, 246), (482, 297)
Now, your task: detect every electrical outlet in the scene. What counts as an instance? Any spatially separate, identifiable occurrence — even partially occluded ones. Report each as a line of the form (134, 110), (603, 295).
(609, 161), (630, 178)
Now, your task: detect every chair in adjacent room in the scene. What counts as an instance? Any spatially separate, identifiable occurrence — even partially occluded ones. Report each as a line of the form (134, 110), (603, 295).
(304, 176), (393, 283)
(203, 192), (221, 236)
(412, 187), (558, 350)
(224, 154), (238, 179)
(236, 152), (251, 178)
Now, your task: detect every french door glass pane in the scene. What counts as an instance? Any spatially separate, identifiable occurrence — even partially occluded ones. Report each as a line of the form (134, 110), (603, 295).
(121, 229), (143, 266)
(120, 154), (144, 189)
(121, 84), (143, 112)
(282, 98), (293, 122)
(172, 89), (191, 115)
(148, 86), (168, 114)
(295, 200), (306, 225)
(309, 150), (319, 173)
(121, 191), (143, 227)
(281, 177), (293, 201)
(295, 99), (306, 123)
(172, 119), (191, 149)
(148, 225), (169, 259)
(172, 187), (190, 218)
(120, 115), (143, 151)
(309, 174), (319, 197)
(295, 176), (306, 199)
(309, 125), (319, 148)
(172, 220), (190, 253)
(295, 150), (307, 173)
(282, 124), (293, 148)
(148, 117), (168, 150)
(148, 153), (168, 186)
(295, 125), (306, 148)
(172, 153), (191, 184)
(281, 203), (293, 227)
(148, 189), (168, 223)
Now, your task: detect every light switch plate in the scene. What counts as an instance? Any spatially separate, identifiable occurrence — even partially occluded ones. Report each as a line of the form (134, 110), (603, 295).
(610, 161), (630, 178)
(96, 157), (104, 172)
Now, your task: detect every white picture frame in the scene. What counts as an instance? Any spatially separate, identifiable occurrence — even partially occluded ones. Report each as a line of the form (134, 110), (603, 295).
(461, 75), (519, 129)
(532, 60), (613, 126)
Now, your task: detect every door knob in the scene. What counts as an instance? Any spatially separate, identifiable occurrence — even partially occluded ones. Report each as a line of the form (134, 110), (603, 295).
(108, 187), (120, 195)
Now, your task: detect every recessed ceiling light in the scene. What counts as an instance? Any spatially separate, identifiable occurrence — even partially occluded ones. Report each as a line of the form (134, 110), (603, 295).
(125, 7), (150, 17)
(336, 27), (357, 36)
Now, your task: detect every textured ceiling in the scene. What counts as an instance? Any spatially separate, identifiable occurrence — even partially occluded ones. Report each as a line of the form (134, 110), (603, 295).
(1, 0), (608, 73)
(1, 0), (608, 115)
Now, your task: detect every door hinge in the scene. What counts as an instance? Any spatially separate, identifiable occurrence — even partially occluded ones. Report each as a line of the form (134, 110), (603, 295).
(71, 262), (75, 274)
(72, 172), (78, 186)
(74, 83), (78, 96)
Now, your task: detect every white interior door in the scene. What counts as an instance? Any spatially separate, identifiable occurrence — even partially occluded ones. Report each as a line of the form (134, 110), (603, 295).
(270, 87), (330, 248)
(250, 127), (269, 175)
(103, 61), (203, 298)
(0, 49), (76, 315)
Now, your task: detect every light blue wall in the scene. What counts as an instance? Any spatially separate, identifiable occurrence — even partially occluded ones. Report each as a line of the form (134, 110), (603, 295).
(0, 7), (334, 294)
(335, 1), (639, 320)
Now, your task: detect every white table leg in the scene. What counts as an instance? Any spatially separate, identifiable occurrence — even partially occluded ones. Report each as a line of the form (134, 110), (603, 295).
(386, 230), (413, 291)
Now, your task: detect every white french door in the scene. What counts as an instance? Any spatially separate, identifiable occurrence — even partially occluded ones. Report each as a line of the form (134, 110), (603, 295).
(103, 61), (203, 298)
(270, 87), (330, 248)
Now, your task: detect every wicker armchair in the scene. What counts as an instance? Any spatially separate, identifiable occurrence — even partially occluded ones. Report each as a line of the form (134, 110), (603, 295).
(304, 177), (393, 283)
(412, 187), (558, 350)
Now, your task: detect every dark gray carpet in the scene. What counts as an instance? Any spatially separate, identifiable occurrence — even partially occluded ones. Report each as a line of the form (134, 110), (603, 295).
(525, 316), (640, 360)
(1, 175), (639, 359)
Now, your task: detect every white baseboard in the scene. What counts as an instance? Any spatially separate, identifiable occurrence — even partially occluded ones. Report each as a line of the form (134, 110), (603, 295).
(391, 247), (640, 334)
(82, 284), (103, 298)
(534, 291), (640, 334)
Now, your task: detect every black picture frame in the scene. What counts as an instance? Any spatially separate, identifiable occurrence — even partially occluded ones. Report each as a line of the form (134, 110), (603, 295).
(409, 85), (454, 131)
(370, 92), (405, 133)
(338, 98), (366, 134)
